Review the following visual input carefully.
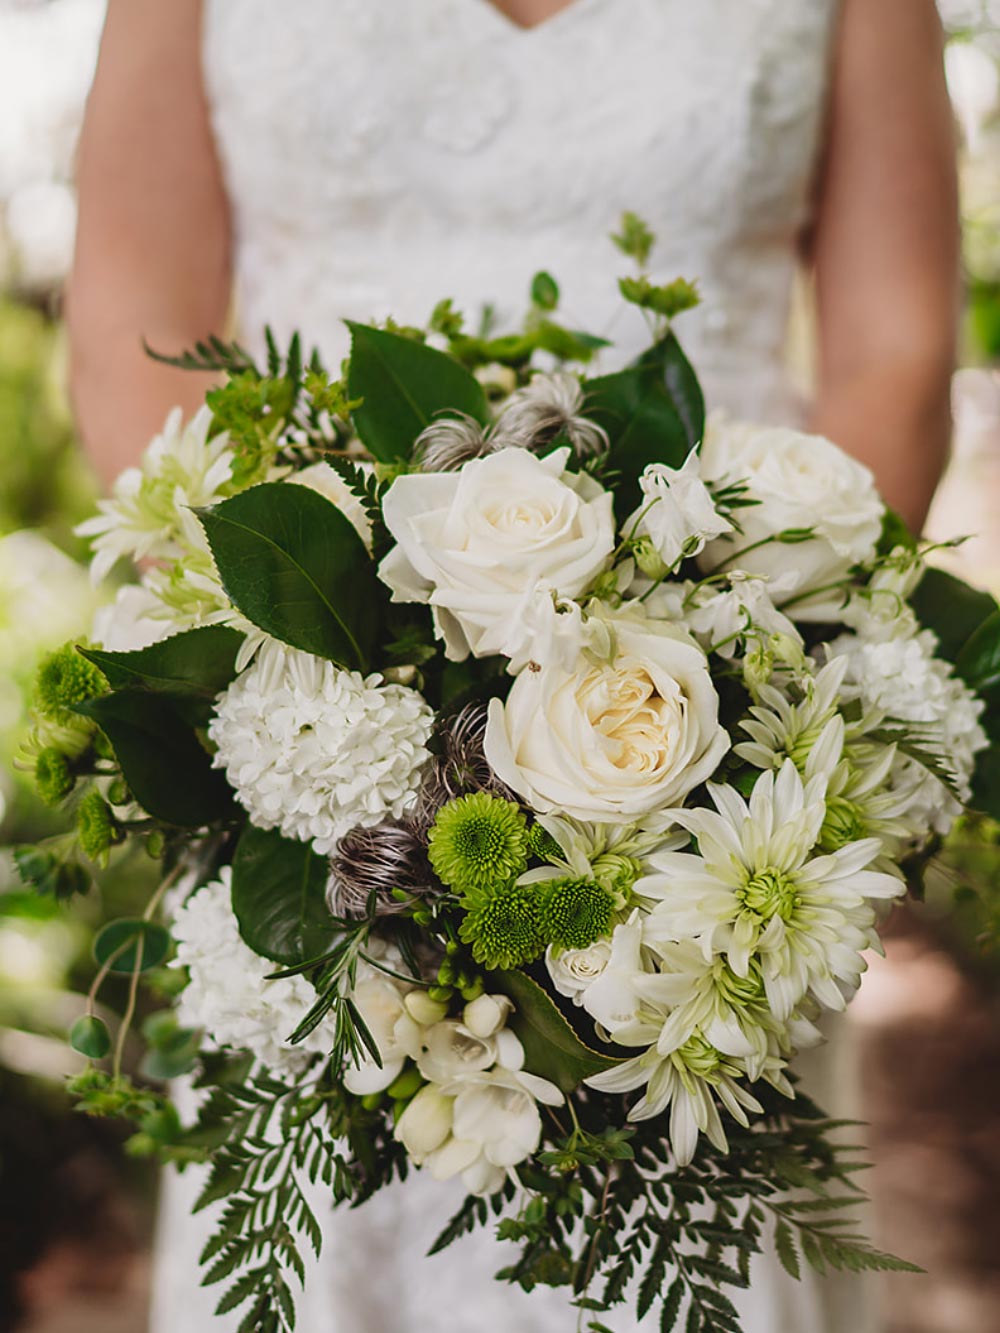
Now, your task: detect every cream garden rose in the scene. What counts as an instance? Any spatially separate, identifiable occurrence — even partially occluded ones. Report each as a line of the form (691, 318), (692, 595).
(697, 413), (884, 621)
(378, 446), (615, 661)
(484, 615), (729, 823)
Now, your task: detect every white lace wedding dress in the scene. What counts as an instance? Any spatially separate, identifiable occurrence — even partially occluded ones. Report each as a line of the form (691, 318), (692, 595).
(150, 2), (877, 1329)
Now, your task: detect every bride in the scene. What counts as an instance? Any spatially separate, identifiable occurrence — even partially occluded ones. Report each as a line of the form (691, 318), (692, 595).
(67, 1), (957, 1329)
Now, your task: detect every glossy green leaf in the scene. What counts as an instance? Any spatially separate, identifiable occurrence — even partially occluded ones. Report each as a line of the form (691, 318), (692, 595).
(633, 330), (705, 452)
(492, 969), (624, 1094)
(911, 567), (998, 663)
(197, 483), (382, 669)
(877, 507), (918, 556)
(78, 689), (235, 828)
(530, 270), (560, 311)
(584, 364), (690, 519)
(346, 322), (488, 462)
(93, 918), (171, 973)
(80, 626), (244, 699)
(970, 745), (1000, 821)
(230, 823), (339, 966)
(956, 609), (1000, 696)
(70, 1015), (112, 1059)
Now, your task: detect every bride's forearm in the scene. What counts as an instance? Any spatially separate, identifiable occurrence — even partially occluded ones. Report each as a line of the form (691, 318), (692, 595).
(809, 354), (953, 535)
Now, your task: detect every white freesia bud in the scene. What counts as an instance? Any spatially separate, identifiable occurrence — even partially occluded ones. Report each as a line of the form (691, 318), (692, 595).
(404, 991), (450, 1027)
(395, 1086), (454, 1161)
(342, 976), (411, 1095)
(462, 993), (513, 1040)
(627, 454), (732, 571)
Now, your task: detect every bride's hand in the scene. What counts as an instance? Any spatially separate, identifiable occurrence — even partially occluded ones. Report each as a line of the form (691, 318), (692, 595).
(807, 0), (958, 536)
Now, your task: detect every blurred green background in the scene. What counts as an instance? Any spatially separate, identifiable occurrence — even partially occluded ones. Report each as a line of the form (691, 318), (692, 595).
(0, 2), (997, 1331)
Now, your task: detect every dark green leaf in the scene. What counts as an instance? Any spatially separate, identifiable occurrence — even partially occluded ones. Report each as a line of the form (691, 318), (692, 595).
(197, 483), (382, 669)
(634, 332), (705, 452)
(970, 744), (1000, 821)
(661, 1276), (685, 1330)
(956, 609), (1000, 698)
(911, 567), (997, 662)
(491, 970), (624, 1093)
(877, 507), (918, 555)
(346, 322), (488, 462)
(774, 1219), (800, 1280)
(78, 689), (235, 827)
(80, 626), (244, 699)
(70, 1015), (111, 1058)
(14, 846), (90, 899)
(93, 918), (170, 973)
(230, 823), (339, 966)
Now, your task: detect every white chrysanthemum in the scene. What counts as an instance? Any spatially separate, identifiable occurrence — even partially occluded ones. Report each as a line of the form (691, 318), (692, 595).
(76, 406), (235, 583)
(734, 657), (852, 772)
(637, 761), (904, 1021)
(208, 640), (434, 854)
(171, 870), (333, 1072)
(828, 627), (988, 831)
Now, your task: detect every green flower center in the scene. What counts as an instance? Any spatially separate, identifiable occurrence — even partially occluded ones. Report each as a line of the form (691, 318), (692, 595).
(428, 793), (528, 892)
(712, 959), (766, 1009)
(740, 867), (799, 922)
(820, 797), (867, 852)
(675, 1033), (723, 1080)
(458, 883), (545, 971)
(539, 877), (615, 950)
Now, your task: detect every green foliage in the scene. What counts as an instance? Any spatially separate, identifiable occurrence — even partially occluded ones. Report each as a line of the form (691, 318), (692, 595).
(531, 271), (561, 311)
(610, 212), (656, 268)
(78, 689), (235, 828)
(80, 626), (244, 701)
(93, 917), (171, 974)
(144, 333), (258, 376)
(346, 321), (489, 461)
(618, 275), (700, 320)
(197, 482), (384, 670)
(69, 1014), (112, 1059)
(230, 824), (339, 967)
(490, 970), (623, 1093)
(14, 843), (91, 899)
(321, 455), (392, 560)
(910, 565), (998, 662)
(427, 792), (529, 892)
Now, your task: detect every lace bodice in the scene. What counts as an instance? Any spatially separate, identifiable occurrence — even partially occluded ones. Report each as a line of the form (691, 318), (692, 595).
(203, 0), (838, 420)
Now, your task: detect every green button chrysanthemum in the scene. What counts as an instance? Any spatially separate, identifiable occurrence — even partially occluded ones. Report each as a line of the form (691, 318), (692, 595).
(35, 747), (76, 806)
(539, 876), (616, 950)
(77, 790), (118, 865)
(428, 792), (529, 892)
(458, 882), (545, 970)
(34, 644), (107, 725)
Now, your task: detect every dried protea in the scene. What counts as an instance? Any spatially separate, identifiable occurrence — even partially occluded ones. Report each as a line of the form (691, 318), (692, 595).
(493, 372), (609, 459)
(413, 703), (513, 832)
(327, 818), (435, 918)
(411, 413), (493, 472)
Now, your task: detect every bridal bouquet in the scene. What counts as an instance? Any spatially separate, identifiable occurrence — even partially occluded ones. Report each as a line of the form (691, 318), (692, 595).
(19, 219), (1000, 1332)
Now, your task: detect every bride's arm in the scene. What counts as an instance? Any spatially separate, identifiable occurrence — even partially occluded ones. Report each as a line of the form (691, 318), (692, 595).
(67, 0), (230, 488)
(809, 0), (958, 534)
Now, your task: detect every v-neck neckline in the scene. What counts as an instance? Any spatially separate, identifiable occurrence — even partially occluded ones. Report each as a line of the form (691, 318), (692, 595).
(476, 0), (601, 35)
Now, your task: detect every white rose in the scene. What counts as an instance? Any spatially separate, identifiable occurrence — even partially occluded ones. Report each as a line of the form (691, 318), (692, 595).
(378, 446), (615, 661)
(627, 453), (732, 571)
(697, 413), (884, 622)
(484, 615), (729, 824)
(545, 940), (613, 1005)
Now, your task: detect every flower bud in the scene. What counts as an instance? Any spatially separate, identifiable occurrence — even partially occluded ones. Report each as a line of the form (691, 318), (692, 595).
(395, 1085), (454, 1161)
(404, 991), (449, 1026)
(632, 536), (669, 581)
(462, 993), (512, 1040)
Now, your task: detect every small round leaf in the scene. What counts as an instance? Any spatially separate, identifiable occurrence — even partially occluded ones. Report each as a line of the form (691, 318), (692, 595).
(93, 918), (170, 974)
(70, 1015), (111, 1059)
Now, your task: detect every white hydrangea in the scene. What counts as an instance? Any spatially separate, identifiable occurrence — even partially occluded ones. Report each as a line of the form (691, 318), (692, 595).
(76, 406), (235, 583)
(828, 628), (988, 831)
(171, 870), (333, 1072)
(208, 639), (435, 854)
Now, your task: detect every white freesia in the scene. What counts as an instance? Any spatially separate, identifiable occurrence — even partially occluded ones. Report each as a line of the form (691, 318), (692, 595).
(697, 414), (884, 621)
(395, 1085), (454, 1159)
(342, 959), (422, 1096)
(415, 1016), (522, 1085)
(171, 870), (336, 1073)
(208, 640), (434, 854)
(485, 615), (729, 824)
(627, 454), (732, 571)
(638, 761), (904, 1020)
(76, 406), (235, 583)
(576, 914), (650, 1039)
(379, 446), (615, 661)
